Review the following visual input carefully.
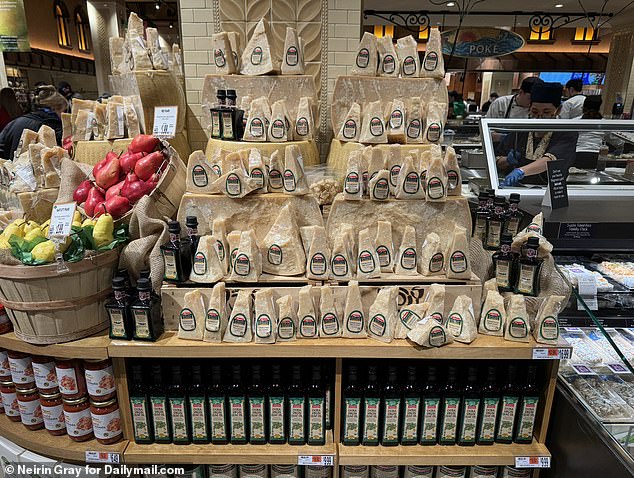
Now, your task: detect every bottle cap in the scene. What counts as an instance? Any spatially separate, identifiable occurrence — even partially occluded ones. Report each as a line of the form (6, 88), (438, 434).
(117, 268), (130, 279)
(139, 269), (150, 279)
(509, 193), (521, 202)
(112, 276), (126, 289)
(526, 237), (540, 248)
(217, 89), (226, 98)
(226, 89), (237, 99)
(167, 220), (181, 233)
(501, 232), (513, 244)
(494, 197), (507, 206)
(136, 277), (152, 291)
(186, 216), (198, 228)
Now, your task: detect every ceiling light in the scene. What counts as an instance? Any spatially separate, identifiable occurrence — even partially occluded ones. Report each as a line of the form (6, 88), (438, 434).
(555, 3), (564, 7)
(447, 1), (456, 6)
(155, 2), (160, 10)
(169, 22), (173, 29)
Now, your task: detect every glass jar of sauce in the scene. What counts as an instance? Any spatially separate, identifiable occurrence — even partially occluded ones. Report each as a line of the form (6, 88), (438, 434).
(84, 359), (116, 401)
(40, 392), (66, 436)
(90, 399), (122, 445)
(0, 349), (10, 382)
(0, 304), (12, 334)
(63, 396), (94, 442)
(17, 387), (43, 430)
(32, 356), (58, 394)
(0, 381), (20, 422)
(8, 351), (34, 389)
(55, 359), (86, 400)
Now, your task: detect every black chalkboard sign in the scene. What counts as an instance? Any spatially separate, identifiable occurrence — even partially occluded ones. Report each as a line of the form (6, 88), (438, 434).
(542, 159), (569, 209)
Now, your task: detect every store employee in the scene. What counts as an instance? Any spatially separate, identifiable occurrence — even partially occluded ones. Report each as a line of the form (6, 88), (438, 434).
(498, 82), (578, 187)
(486, 77), (543, 119)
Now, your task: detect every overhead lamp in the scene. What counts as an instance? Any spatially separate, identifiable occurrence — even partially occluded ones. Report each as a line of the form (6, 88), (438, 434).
(155, 2), (160, 10)
(169, 22), (173, 29)
(447, 1), (456, 6)
(555, 3), (564, 7)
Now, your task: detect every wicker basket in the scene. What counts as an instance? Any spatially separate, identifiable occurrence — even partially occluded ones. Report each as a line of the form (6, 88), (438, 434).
(0, 249), (119, 344)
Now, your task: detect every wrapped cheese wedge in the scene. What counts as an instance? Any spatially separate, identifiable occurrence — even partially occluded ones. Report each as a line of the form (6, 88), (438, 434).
(387, 99), (407, 144)
(351, 32), (379, 77)
(295, 97), (314, 140)
(223, 289), (253, 342)
(396, 155), (425, 199)
(261, 204), (306, 276)
(342, 223), (358, 272)
(172, 43), (184, 77)
(305, 226), (330, 281)
(209, 168), (259, 198)
(298, 285), (319, 339)
(227, 230), (241, 275)
(212, 32), (237, 74)
(533, 295), (565, 345)
(504, 295), (531, 343)
(243, 97), (270, 142)
(423, 102), (445, 144)
(268, 150), (284, 191)
(342, 281), (366, 338)
(344, 150), (363, 200)
(369, 169), (390, 201)
(190, 235), (224, 283)
(524, 212), (544, 235)
(42, 147), (66, 188)
(444, 146), (461, 196)
(248, 148), (268, 193)
(212, 218), (229, 274)
(445, 295), (478, 344)
(106, 99), (125, 139)
(179, 289), (206, 341)
(109, 37), (124, 75)
(378, 36), (398, 77)
(330, 234), (353, 281)
(482, 278), (498, 306)
(223, 150), (248, 173)
(187, 149), (218, 193)
(365, 146), (385, 181)
(227, 32), (241, 71)
(420, 27), (445, 79)
(406, 97), (423, 144)
(74, 109), (92, 141)
(269, 99), (291, 142)
(396, 35), (420, 77)
(446, 225), (471, 279)
(407, 317), (454, 348)
(336, 102), (362, 142)
(240, 18), (280, 75)
(385, 144), (403, 190)
(359, 101), (387, 144)
(230, 229), (262, 282)
(426, 144), (447, 202)
(360, 149), (370, 195)
(357, 228), (381, 279)
(28, 144), (45, 187)
(93, 103), (107, 140)
(368, 286), (399, 343)
(478, 290), (506, 337)
(126, 13), (152, 70)
(61, 113), (72, 142)
(276, 295), (298, 341)
(203, 282), (226, 342)
(38, 125), (56, 148)
(283, 144), (309, 195)
(147, 27), (169, 70)
(424, 284), (445, 323)
(254, 289), (277, 344)
(419, 232), (445, 276)
(420, 149), (431, 191)
(395, 303), (428, 339)
(395, 225), (418, 276)
(123, 96), (141, 138)
(320, 285), (342, 337)
(375, 220), (395, 273)
(281, 27), (305, 75)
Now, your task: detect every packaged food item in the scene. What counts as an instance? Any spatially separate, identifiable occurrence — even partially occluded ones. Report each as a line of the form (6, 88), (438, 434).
(230, 229), (262, 282)
(375, 220), (395, 273)
(396, 36), (420, 77)
(341, 224), (358, 272)
(331, 234), (353, 281)
(227, 32), (241, 71)
(304, 226), (330, 281)
(212, 218), (229, 274)
(533, 295), (565, 345)
(365, 147), (385, 181)
(424, 284), (445, 323)
(212, 32), (237, 74)
(8, 351), (34, 389)
(17, 387), (44, 430)
(106, 98), (125, 139)
(268, 150), (284, 191)
(243, 97), (271, 142)
(482, 278), (498, 306)
(209, 168), (258, 198)
(224, 289), (252, 342)
(359, 101), (387, 144)
(395, 225), (418, 275)
(247, 148), (268, 193)
(357, 228), (381, 279)
(478, 290), (506, 337)
(63, 395), (94, 442)
(395, 155), (424, 199)
(295, 97), (314, 140)
(420, 28), (445, 79)
(343, 281), (367, 338)
(281, 27), (304, 75)
(369, 169), (390, 201)
(344, 150), (364, 200)
(405, 97), (423, 144)
(337, 102), (362, 142)
(32, 356), (58, 394)
(147, 27), (169, 70)
(423, 102), (445, 144)
(407, 317), (454, 348)
(109, 37), (124, 75)
(444, 146), (461, 196)
(351, 32), (379, 76)
(505, 295), (530, 343)
(298, 285), (319, 339)
(445, 295), (478, 344)
(261, 204), (305, 276)
(367, 287), (398, 343)
(385, 144), (403, 189)
(240, 18), (280, 75)
(178, 289), (206, 341)
(37, 124), (55, 147)
(446, 225), (471, 279)
(222, 149), (248, 173)
(1, 381), (19, 421)
(84, 359), (115, 402)
(126, 13), (152, 70)
(320, 285), (342, 337)
(90, 398), (123, 445)
(276, 295), (298, 342)
(269, 100), (291, 143)
(40, 392), (65, 435)
(204, 282), (226, 343)
(418, 232), (444, 276)
(283, 144), (309, 195)
(377, 36), (398, 77)
(189, 236), (224, 283)
(395, 303), (428, 339)
(254, 289), (277, 344)
(386, 99), (406, 143)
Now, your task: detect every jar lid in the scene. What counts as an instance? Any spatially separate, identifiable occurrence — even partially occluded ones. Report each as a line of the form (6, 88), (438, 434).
(0, 380), (14, 386)
(63, 395), (88, 405)
(39, 392), (61, 399)
(84, 359), (109, 363)
(16, 387), (38, 394)
(90, 398), (118, 408)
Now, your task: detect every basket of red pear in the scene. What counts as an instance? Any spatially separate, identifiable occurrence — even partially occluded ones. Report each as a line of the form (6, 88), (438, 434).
(72, 134), (186, 223)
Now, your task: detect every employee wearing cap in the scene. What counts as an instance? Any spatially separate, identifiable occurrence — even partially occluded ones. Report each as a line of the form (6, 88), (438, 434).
(498, 82), (578, 187)
(486, 77), (543, 119)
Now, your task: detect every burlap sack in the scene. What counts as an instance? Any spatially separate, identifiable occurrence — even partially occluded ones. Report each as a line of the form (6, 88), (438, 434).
(0, 249), (22, 265)
(57, 158), (92, 204)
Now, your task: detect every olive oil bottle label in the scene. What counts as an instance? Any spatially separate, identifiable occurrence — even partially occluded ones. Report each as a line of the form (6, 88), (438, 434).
(459, 398), (480, 443)
(189, 397), (209, 441)
(268, 396), (286, 441)
(382, 398), (401, 444)
(516, 396), (539, 441)
(343, 397), (361, 443)
(440, 398), (460, 442)
(288, 397), (306, 442)
(401, 398), (421, 444)
(249, 396), (266, 443)
(308, 397), (325, 442)
(208, 396), (227, 441)
(420, 398), (440, 444)
(130, 397), (151, 441)
(496, 396), (519, 441)
(229, 396), (247, 440)
(169, 397), (189, 442)
(478, 398), (500, 443)
(362, 397), (380, 444)
(150, 396), (170, 440)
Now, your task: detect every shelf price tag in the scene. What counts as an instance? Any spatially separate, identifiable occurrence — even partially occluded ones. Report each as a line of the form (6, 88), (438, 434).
(49, 202), (76, 238)
(532, 347), (572, 360)
(153, 106), (178, 139)
(607, 363), (630, 374)
(515, 456), (551, 468)
(85, 451), (121, 464)
(298, 455), (334, 466)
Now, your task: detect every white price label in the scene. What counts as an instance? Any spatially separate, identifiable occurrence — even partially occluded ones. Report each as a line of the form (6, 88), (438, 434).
(532, 347), (572, 360)
(297, 455), (335, 466)
(564, 327), (583, 333)
(153, 106), (178, 138)
(607, 363), (630, 374)
(85, 451), (121, 464)
(515, 456), (551, 468)
(49, 203), (76, 238)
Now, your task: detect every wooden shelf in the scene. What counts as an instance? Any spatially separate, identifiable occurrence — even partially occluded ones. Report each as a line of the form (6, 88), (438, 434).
(0, 414), (128, 463)
(124, 431), (335, 464)
(0, 331), (110, 360)
(109, 331), (571, 360)
(331, 273), (482, 286)
(338, 440), (550, 466)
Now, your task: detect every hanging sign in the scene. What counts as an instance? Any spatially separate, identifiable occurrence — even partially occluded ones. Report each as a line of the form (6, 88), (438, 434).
(0, 0), (30, 52)
(441, 27), (524, 58)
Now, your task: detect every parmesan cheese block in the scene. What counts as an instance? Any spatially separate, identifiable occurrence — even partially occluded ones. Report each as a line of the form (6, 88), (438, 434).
(212, 218), (229, 274)
(261, 204), (305, 276)
(295, 97), (314, 140)
(420, 149), (431, 191)
(305, 226), (330, 280)
(268, 99), (291, 142)
(227, 230), (241, 275)
(359, 101), (387, 144)
(190, 235), (224, 283)
(319, 285), (342, 337)
(281, 27), (305, 75)
(127, 20), (152, 70)
(377, 36), (398, 78)
(123, 96), (140, 138)
(230, 229), (262, 282)
(276, 295), (298, 342)
(533, 295), (565, 345)
(109, 37), (124, 75)
(478, 290), (506, 337)
(351, 32), (379, 77)
(28, 144), (45, 187)
(224, 289), (253, 342)
(172, 43), (184, 77)
(93, 103), (107, 140)
(330, 233), (353, 280)
(42, 147), (65, 188)
(482, 278), (498, 307)
(505, 295), (530, 343)
(212, 32), (237, 74)
(423, 102), (445, 144)
(375, 220), (395, 273)
(106, 100), (125, 139)
(61, 113), (72, 141)
(407, 318), (454, 348)
(395, 303), (428, 339)
(445, 295), (478, 344)
(424, 284), (445, 323)
(240, 18), (280, 76)
(283, 144), (309, 195)
(396, 35), (420, 78)
(227, 32), (242, 71)
(336, 102), (362, 143)
(419, 232), (445, 276)
(298, 285), (319, 339)
(446, 225), (471, 280)
(147, 27), (169, 70)
(71, 98), (96, 134)
(369, 169), (390, 201)
(368, 286), (398, 343)
(360, 149), (370, 196)
(344, 150), (363, 200)
(395, 225), (418, 275)
(384, 144), (403, 190)
(187, 150), (218, 193)
(254, 289), (277, 344)
(203, 282), (226, 342)
(395, 155), (425, 199)
(425, 144), (447, 202)
(223, 149), (248, 174)
(387, 99), (406, 144)
(74, 109), (92, 141)
(15, 129), (38, 158)
(341, 223), (357, 273)
(357, 228), (381, 279)
(243, 97), (270, 142)
(444, 146), (461, 196)
(406, 97), (423, 144)
(209, 168), (259, 198)
(268, 150), (284, 192)
(420, 28), (445, 79)
(365, 147), (386, 181)
(248, 148), (268, 193)
(343, 281), (367, 338)
(37, 125), (56, 148)
(524, 212), (544, 235)
(178, 289), (206, 341)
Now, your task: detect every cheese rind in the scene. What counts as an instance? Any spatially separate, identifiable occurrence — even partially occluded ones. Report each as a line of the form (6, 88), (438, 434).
(319, 285), (342, 337)
(375, 220), (395, 273)
(230, 229), (262, 282)
(240, 18), (280, 75)
(187, 150), (218, 193)
(330, 234), (353, 281)
(350, 32), (378, 77)
(368, 286), (398, 343)
(336, 102), (361, 143)
(365, 147), (386, 182)
(254, 289), (277, 344)
(295, 97), (314, 141)
(109, 37), (124, 75)
(396, 35), (420, 78)
(178, 289), (206, 341)
(405, 97), (423, 144)
(446, 225), (471, 280)
(504, 295), (531, 343)
(305, 225), (330, 280)
(344, 150), (363, 200)
(419, 232), (445, 276)
(357, 228), (381, 279)
(423, 101), (446, 144)
(147, 27), (169, 70)
(38, 125), (56, 148)
(395, 303), (428, 340)
(343, 281), (367, 338)
(281, 27), (305, 75)
(261, 204), (306, 276)
(424, 284), (445, 324)
(420, 28), (445, 79)
(298, 285), (319, 339)
(369, 169), (390, 201)
(212, 32), (237, 74)
(395, 155), (425, 200)
(478, 290), (506, 337)
(377, 36), (398, 78)
(395, 225), (418, 276)
(276, 295), (298, 342)
(387, 99), (407, 144)
(268, 99), (291, 143)
(268, 150), (284, 192)
(425, 144), (447, 202)
(248, 148), (268, 193)
(445, 295), (478, 344)
(384, 144), (403, 190)
(283, 144), (309, 195)
(243, 97), (270, 142)
(223, 289), (253, 342)
(190, 235), (225, 283)
(203, 282), (226, 342)
(359, 101), (387, 144)
(444, 146), (461, 196)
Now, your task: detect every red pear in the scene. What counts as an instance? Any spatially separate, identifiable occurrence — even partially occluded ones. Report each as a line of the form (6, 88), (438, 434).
(106, 180), (125, 201)
(93, 201), (107, 218)
(121, 176), (154, 204)
(73, 179), (92, 204)
(84, 186), (105, 217)
(92, 151), (118, 179)
(95, 153), (122, 190)
(128, 134), (160, 154)
(134, 151), (165, 181)
(120, 151), (146, 173)
(105, 194), (132, 219)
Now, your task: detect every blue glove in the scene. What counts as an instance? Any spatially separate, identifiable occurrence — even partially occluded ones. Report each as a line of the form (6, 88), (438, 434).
(501, 168), (525, 187)
(507, 149), (521, 167)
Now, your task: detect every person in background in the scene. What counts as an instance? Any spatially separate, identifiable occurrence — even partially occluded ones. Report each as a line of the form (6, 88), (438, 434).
(497, 82), (578, 186)
(559, 78), (585, 119)
(486, 77), (543, 119)
(57, 81), (81, 112)
(0, 88), (22, 131)
(481, 92), (498, 113)
(0, 85), (67, 160)
(575, 95), (604, 169)
(453, 93), (466, 118)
